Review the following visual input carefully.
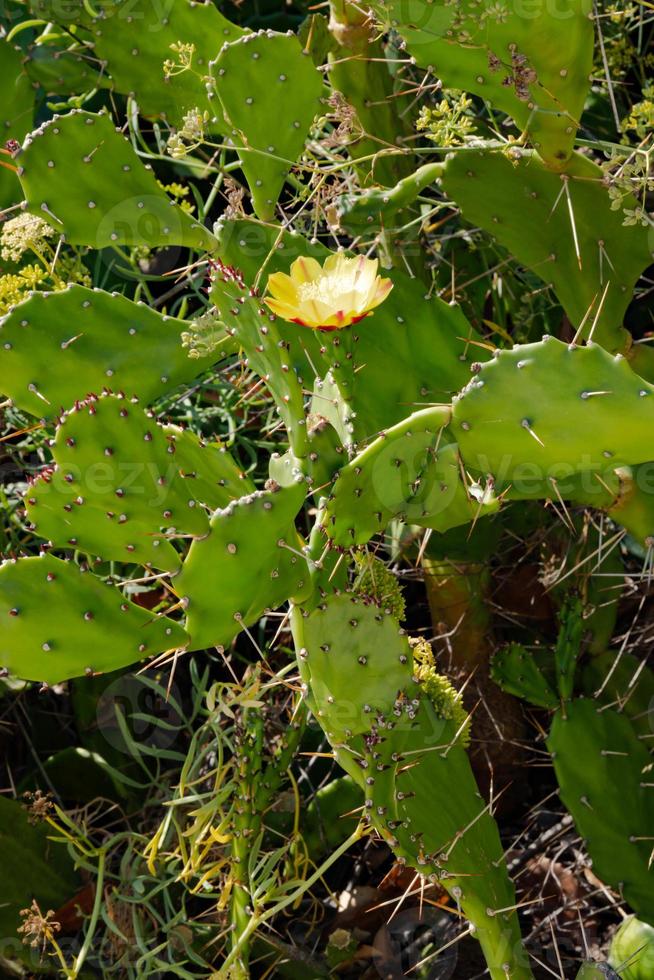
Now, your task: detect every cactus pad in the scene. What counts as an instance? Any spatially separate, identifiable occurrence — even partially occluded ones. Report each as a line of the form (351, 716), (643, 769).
(25, 468), (182, 572)
(0, 554), (186, 683)
(212, 31), (323, 220)
(18, 111), (213, 250)
(211, 260), (309, 459)
(374, 0), (593, 168)
(177, 482), (307, 650)
(25, 394), (215, 567)
(490, 643), (558, 709)
(293, 594), (529, 979)
(442, 149), (652, 352)
(322, 406), (499, 547)
(294, 593), (413, 740)
(548, 699), (654, 925)
(452, 337), (654, 483)
(0, 285), (214, 417)
(60, 0), (243, 126)
(609, 916), (654, 980)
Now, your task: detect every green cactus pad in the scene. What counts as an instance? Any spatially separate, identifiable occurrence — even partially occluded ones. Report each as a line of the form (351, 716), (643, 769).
(76, 0), (243, 126)
(580, 652), (654, 739)
(442, 149), (652, 352)
(609, 916), (654, 980)
(490, 643), (558, 709)
(0, 285), (215, 417)
(294, 601), (528, 973)
(177, 482), (307, 650)
(549, 699), (654, 925)
(452, 337), (654, 485)
(18, 110), (214, 250)
(322, 406), (499, 547)
(25, 394), (215, 567)
(25, 468), (182, 572)
(374, 0), (592, 168)
(292, 594), (529, 979)
(210, 260), (309, 459)
(26, 0), (242, 124)
(364, 700), (529, 977)
(293, 592), (413, 740)
(23, 42), (101, 94)
(169, 427), (254, 511)
(0, 554), (187, 683)
(212, 31), (323, 220)
(0, 41), (33, 208)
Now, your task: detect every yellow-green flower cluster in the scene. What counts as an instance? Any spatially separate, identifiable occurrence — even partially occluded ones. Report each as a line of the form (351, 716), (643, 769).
(411, 637), (471, 746)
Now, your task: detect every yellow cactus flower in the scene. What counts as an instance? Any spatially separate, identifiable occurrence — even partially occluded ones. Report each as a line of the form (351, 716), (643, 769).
(264, 253), (393, 331)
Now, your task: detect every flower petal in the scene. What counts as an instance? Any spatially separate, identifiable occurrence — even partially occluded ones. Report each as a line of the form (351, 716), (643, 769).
(289, 256), (323, 285)
(266, 271), (299, 304)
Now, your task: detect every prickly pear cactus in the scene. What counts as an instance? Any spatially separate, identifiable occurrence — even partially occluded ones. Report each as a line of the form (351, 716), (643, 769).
(548, 699), (654, 926)
(0, 554), (186, 683)
(17, 111), (213, 249)
(0, 285), (215, 416)
(211, 31), (323, 220)
(293, 594), (532, 979)
(373, 0), (593, 168)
